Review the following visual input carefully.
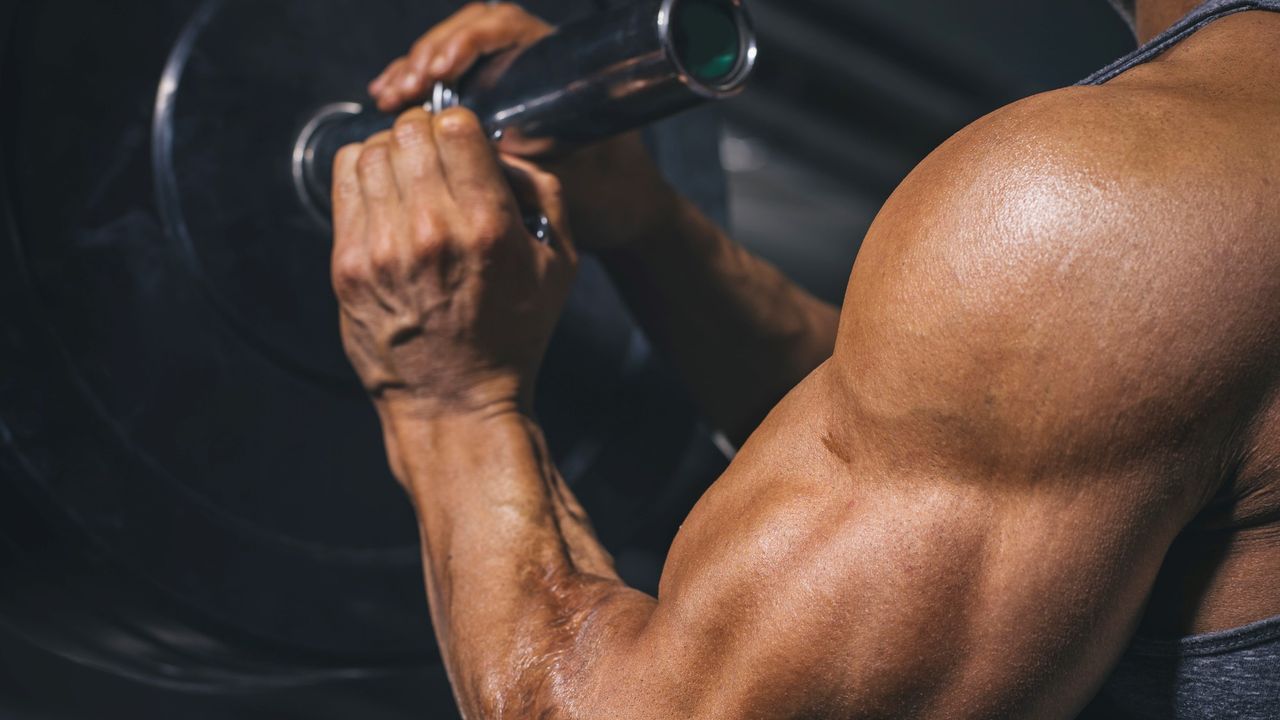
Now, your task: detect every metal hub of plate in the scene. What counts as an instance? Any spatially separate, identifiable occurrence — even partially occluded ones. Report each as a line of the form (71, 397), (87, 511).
(291, 101), (364, 227)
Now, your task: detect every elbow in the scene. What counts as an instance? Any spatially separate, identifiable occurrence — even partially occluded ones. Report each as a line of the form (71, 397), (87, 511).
(459, 650), (599, 720)
(460, 583), (653, 720)
(462, 672), (562, 720)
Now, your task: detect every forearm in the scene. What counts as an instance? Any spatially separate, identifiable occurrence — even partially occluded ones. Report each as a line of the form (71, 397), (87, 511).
(384, 404), (654, 717)
(601, 197), (839, 445)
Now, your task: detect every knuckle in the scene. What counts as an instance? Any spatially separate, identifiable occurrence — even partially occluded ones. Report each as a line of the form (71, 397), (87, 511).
(490, 2), (520, 17)
(331, 252), (367, 293)
(357, 143), (392, 174)
(539, 171), (564, 198)
(410, 212), (446, 251)
(335, 143), (363, 167)
(393, 110), (433, 145)
(445, 33), (477, 60)
(369, 241), (398, 273)
(411, 232), (446, 262)
(435, 107), (481, 138)
(333, 145), (364, 191)
(527, 167), (565, 207)
(470, 208), (511, 246)
(392, 59), (412, 81)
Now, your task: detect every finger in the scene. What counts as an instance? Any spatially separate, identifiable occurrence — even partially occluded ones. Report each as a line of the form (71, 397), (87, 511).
(332, 142), (366, 248)
(374, 61), (427, 113)
(390, 108), (446, 191)
(429, 7), (551, 83)
(369, 57), (401, 95)
(433, 108), (517, 215)
(372, 2), (490, 108)
(370, 57), (408, 106)
(390, 109), (452, 269)
(501, 153), (573, 259)
(331, 142), (370, 301)
(357, 130), (400, 200)
(356, 131), (408, 285)
(404, 2), (492, 82)
(501, 155), (566, 228)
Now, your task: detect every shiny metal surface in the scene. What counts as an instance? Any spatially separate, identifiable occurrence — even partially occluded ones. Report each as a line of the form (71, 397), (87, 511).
(292, 102), (363, 228)
(658, 0), (758, 96)
(297, 0), (756, 217)
(458, 0), (756, 140)
(295, 83), (461, 219)
(432, 82), (460, 115)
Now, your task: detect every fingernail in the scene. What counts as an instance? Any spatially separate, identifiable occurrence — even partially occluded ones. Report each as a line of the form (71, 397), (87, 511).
(430, 56), (450, 76)
(400, 72), (418, 90)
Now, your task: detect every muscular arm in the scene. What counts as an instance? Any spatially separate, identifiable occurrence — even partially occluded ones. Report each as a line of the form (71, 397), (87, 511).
(368, 1), (838, 443)
(341, 86), (1278, 718)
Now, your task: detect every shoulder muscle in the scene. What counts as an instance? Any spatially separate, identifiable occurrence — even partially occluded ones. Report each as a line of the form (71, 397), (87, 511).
(835, 85), (1280, 488)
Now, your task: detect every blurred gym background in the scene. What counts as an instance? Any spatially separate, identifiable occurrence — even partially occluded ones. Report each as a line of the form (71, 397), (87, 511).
(0, 0), (1131, 717)
(726, 0), (1132, 304)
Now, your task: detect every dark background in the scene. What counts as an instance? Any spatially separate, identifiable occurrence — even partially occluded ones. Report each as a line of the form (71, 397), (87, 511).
(0, 0), (1133, 717)
(724, 0), (1134, 304)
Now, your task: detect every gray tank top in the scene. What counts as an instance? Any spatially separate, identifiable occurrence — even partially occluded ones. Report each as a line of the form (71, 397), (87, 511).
(1075, 2), (1280, 718)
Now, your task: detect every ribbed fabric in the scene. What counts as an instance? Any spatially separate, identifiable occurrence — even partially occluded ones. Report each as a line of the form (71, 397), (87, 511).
(1082, 613), (1280, 718)
(1079, 0), (1280, 85)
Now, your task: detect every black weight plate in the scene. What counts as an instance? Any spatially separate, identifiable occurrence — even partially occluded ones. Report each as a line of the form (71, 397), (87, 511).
(0, 0), (726, 687)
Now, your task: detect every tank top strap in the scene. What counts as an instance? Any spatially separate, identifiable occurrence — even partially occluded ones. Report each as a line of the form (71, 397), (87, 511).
(1079, 0), (1280, 85)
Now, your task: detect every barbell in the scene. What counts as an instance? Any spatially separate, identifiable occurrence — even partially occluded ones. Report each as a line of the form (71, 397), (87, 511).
(0, 0), (750, 692)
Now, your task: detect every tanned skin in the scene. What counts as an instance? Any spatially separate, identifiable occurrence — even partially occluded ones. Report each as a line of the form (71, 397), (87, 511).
(333, 1), (1280, 717)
